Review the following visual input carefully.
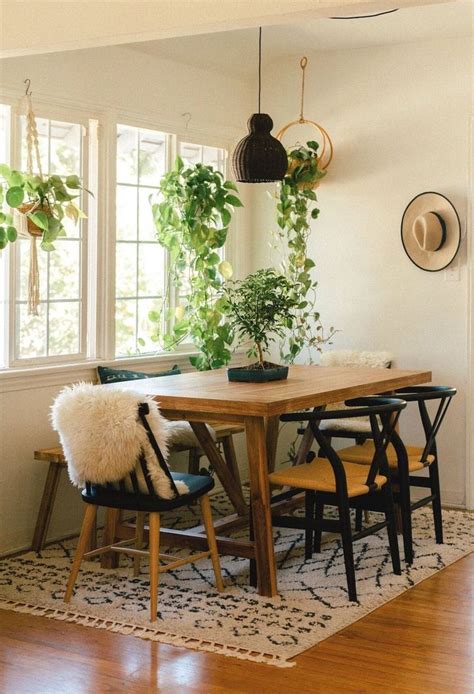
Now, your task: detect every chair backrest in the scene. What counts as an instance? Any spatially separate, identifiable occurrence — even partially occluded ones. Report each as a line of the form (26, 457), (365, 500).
(394, 386), (456, 463)
(281, 397), (407, 493)
(320, 350), (394, 369)
(51, 383), (187, 499)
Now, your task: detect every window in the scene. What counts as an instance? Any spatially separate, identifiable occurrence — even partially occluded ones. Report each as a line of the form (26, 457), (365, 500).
(115, 125), (168, 356)
(0, 99), (231, 370)
(11, 115), (90, 364)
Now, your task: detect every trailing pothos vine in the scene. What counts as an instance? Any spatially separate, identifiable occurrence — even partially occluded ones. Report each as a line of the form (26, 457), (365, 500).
(148, 157), (242, 371)
(274, 140), (337, 364)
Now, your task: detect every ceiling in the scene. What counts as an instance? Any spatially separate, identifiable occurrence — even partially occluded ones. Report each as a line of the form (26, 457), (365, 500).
(125, 2), (472, 79)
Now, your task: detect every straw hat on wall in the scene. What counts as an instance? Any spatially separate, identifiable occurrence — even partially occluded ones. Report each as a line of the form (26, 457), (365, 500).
(401, 192), (461, 272)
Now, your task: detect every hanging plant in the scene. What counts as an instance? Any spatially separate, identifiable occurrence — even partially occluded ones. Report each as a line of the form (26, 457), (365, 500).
(0, 82), (92, 315)
(274, 140), (337, 363)
(0, 166), (89, 251)
(149, 156), (242, 371)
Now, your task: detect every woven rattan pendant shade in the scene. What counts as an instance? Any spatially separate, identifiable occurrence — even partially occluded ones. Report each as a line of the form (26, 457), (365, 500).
(232, 114), (287, 183)
(232, 28), (287, 183)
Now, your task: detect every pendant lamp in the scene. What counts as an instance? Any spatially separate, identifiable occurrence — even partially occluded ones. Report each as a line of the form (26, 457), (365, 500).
(232, 28), (287, 183)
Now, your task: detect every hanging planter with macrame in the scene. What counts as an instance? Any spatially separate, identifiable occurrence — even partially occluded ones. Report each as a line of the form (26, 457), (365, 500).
(276, 57), (333, 189)
(0, 79), (92, 315)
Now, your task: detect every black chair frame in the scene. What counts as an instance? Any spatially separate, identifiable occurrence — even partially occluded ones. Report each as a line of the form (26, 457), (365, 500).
(266, 397), (406, 603)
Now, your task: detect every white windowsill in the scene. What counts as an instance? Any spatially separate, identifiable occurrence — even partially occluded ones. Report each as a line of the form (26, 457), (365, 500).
(0, 348), (247, 393)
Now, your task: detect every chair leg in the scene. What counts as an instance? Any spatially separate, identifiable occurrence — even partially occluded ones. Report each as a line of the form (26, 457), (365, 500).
(148, 512), (160, 622)
(338, 497), (357, 602)
(305, 491), (315, 560)
(383, 486), (401, 576)
(429, 462), (443, 544)
(200, 494), (224, 592)
(64, 504), (98, 603)
(313, 496), (324, 553)
(397, 468), (414, 565)
(134, 512), (146, 577)
(355, 508), (363, 532)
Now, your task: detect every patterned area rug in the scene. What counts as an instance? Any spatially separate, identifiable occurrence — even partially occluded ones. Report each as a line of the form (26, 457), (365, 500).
(0, 495), (472, 668)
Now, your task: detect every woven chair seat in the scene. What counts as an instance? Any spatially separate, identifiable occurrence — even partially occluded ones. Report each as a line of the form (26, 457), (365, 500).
(269, 458), (387, 498)
(338, 441), (435, 472)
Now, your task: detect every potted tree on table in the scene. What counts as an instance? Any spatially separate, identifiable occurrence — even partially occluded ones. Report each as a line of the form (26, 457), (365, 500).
(223, 268), (298, 382)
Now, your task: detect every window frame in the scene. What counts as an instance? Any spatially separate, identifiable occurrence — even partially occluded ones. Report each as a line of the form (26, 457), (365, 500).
(0, 96), (238, 374)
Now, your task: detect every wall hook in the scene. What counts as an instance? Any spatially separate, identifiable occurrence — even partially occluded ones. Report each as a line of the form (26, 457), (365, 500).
(24, 78), (32, 97)
(182, 112), (191, 130)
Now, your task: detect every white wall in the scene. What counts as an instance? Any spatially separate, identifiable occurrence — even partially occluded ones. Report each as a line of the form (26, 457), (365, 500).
(252, 36), (472, 507)
(0, 45), (254, 555)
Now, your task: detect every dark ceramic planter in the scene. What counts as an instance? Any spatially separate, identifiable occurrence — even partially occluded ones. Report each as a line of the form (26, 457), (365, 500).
(227, 362), (289, 383)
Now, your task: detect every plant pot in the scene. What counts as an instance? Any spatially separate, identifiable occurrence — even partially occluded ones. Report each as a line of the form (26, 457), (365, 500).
(16, 202), (50, 237)
(227, 361), (289, 383)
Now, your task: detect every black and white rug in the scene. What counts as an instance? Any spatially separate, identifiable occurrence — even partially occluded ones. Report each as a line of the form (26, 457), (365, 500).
(0, 496), (472, 668)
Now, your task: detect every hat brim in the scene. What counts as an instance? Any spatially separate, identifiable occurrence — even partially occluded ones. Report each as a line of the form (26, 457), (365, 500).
(401, 192), (461, 272)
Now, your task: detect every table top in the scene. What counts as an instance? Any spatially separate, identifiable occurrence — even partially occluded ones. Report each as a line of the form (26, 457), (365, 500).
(105, 364), (432, 418)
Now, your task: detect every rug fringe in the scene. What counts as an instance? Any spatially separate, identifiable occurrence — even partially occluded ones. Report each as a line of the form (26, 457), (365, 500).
(0, 599), (294, 668)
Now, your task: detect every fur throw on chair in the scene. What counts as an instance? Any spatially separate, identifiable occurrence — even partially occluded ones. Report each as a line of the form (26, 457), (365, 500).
(51, 383), (188, 498)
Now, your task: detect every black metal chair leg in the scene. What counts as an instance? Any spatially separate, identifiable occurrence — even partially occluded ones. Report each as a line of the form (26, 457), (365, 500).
(338, 497), (357, 602)
(383, 486), (401, 575)
(355, 508), (363, 532)
(313, 496), (324, 553)
(429, 461), (443, 544)
(305, 491), (315, 560)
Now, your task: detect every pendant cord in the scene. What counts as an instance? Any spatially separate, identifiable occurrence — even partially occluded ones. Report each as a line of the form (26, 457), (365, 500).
(258, 27), (262, 113)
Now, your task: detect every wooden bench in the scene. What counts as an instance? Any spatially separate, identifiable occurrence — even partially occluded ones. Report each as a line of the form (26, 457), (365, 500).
(31, 423), (245, 554)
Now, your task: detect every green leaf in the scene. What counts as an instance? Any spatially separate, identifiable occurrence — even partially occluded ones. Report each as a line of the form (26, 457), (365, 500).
(9, 170), (24, 186)
(0, 226), (5, 243)
(137, 337), (146, 347)
(225, 194), (243, 208)
(0, 212), (5, 224)
(40, 240), (55, 252)
(28, 211), (49, 231)
(0, 164), (11, 180)
(6, 225), (17, 242)
(65, 174), (81, 189)
(5, 186), (24, 208)
(221, 208), (231, 227)
(223, 181), (238, 191)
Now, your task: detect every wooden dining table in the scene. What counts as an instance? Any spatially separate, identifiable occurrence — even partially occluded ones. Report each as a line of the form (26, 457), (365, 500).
(107, 364), (431, 597)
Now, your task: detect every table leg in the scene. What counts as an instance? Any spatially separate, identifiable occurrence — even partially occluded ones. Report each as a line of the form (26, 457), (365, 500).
(245, 416), (278, 597)
(100, 508), (120, 568)
(190, 422), (247, 516)
(265, 416), (280, 473)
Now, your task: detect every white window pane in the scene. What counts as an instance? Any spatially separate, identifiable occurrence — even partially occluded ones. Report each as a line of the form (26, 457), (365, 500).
(179, 141), (202, 166)
(137, 298), (162, 352)
(138, 187), (157, 242)
(117, 125), (138, 184)
(202, 145), (225, 172)
(116, 242), (137, 298)
(138, 243), (164, 297)
(50, 121), (82, 175)
(16, 303), (47, 358)
(116, 185), (138, 240)
(115, 299), (137, 356)
(138, 129), (166, 185)
(17, 239), (48, 302)
(49, 241), (81, 301)
(48, 301), (80, 355)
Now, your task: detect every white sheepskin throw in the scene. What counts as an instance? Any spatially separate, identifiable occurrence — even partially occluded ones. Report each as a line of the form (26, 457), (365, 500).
(320, 350), (394, 369)
(51, 383), (188, 498)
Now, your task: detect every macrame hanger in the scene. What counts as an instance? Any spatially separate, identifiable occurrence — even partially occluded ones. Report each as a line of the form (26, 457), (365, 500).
(15, 79), (43, 315)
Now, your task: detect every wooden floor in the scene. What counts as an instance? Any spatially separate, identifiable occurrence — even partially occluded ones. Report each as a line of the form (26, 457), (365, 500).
(0, 553), (472, 694)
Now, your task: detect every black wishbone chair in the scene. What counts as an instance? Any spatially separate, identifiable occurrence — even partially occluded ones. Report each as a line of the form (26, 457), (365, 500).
(268, 397), (406, 603)
(64, 403), (224, 621)
(339, 386), (456, 564)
